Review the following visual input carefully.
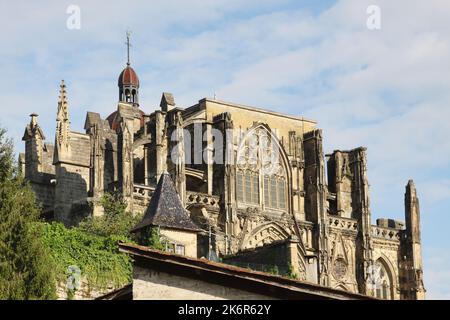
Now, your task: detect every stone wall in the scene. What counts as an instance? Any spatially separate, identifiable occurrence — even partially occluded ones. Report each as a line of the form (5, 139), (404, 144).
(160, 228), (198, 258)
(133, 265), (273, 300)
(54, 132), (91, 225)
(222, 240), (292, 275)
(54, 163), (90, 225)
(30, 179), (55, 214)
(328, 227), (359, 293)
(56, 278), (116, 300)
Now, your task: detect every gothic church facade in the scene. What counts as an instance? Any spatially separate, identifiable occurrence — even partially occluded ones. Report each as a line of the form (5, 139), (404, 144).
(21, 51), (425, 300)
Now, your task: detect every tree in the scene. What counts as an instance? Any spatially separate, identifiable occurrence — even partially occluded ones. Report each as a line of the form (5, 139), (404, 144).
(0, 126), (56, 299)
(78, 192), (141, 239)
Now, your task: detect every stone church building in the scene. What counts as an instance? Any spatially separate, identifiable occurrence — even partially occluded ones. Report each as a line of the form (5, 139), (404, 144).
(20, 46), (425, 300)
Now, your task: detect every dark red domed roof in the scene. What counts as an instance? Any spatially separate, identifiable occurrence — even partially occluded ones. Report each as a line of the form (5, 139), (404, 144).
(118, 66), (139, 87)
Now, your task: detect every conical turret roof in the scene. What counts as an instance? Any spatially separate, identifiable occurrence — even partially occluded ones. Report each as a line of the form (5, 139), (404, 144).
(131, 172), (201, 233)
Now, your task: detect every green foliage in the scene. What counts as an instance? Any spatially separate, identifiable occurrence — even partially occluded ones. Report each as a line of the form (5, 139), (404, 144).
(66, 288), (75, 300)
(78, 192), (141, 239)
(266, 265), (279, 275)
(40, 222), (133, 290)
(83, 194), (166, 252)
(137, 226), (165, 250)
(0, 127), (14, 181)
(0, 126), (56, 299)
(0, 126), (140, 299)
(100, 192), (128, 217)
(286, 263), (298, 279)
(40, 193), (141, 294)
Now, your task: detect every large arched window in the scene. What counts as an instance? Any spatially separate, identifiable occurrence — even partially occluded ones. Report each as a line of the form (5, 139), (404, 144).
(375, 259), (392, 300)
(236, 125), (287, 210)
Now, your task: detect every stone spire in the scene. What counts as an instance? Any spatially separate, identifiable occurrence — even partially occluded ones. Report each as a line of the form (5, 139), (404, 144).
(56, 80), (70, 150)
(404, 179), (426, 299)
(405, 180), (421, 243)
(22, 113), (46, 178)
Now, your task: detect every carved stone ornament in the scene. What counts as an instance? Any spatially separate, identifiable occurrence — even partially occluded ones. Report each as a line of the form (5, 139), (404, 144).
(333, 258), (348, 280)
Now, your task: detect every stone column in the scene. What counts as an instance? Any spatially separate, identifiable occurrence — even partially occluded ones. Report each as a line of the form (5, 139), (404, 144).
(144, 145), (149, 186)
(352, 147), (373, 296)
(167, 111), (186, 205)
(155, 111), (167, 183)
(92, 123), (105, 217)
(223, 113), (235, 253)
(119, 121), (134, 199)
(117, 104), (136, 207)
(303, 129), (329, 286)
(205, 120), (214, 195)
(334, 151), (343, 215)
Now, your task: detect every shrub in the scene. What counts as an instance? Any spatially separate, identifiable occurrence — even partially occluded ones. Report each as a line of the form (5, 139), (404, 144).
(40, 222), (133, 291)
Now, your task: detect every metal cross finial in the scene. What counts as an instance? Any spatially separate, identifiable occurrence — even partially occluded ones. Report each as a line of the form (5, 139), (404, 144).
(126, 30), (132, 66)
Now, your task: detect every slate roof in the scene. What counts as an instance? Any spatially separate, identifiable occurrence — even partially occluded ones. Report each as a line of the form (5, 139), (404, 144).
(131, 172), (201, 233)
(160, 92), (175, 107)
(84, 111), (101, 130)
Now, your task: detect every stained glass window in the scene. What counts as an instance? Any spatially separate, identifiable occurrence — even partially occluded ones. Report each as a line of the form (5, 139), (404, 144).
(251, 175), (259, 204)
(270, 178), (277, 208)
(236, 172), (244, 202)
(264, 176), (270, 206)
(245, 172), (252, 203)
(277, 178), (286, 209)
(235, 127), (288, 210)
(374, 260), (392, 300)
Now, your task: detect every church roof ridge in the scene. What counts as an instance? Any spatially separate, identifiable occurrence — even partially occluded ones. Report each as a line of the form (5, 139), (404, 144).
(200, 97), (317, 124)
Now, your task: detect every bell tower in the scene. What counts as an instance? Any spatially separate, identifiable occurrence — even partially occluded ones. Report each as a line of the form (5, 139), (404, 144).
(118, 31), (139, 105)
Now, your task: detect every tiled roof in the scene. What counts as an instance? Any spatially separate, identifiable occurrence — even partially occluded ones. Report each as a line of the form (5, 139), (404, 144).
(118, 243), (374, 300)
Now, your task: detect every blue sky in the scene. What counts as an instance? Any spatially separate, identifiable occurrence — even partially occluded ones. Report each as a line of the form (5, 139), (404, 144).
(0, 0), (449, 298)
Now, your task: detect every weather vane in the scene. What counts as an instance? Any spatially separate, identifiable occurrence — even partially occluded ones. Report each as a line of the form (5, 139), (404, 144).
(126, 30), (132, 66)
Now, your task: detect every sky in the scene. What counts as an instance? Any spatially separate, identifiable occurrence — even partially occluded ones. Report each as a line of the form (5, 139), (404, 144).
(0, 0), (449, 299)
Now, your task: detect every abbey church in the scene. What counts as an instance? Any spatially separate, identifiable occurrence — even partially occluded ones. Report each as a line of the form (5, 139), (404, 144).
(20, 42), (425, 300)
